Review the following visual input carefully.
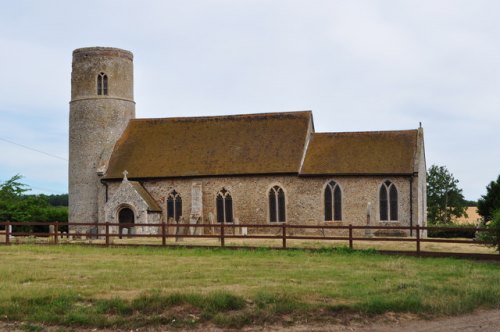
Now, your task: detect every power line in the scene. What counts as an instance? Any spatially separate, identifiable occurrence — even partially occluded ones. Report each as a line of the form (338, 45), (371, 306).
(0, 137), (67, 161)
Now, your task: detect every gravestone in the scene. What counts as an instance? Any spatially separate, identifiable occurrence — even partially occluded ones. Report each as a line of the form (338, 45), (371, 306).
(189, 215), (201, 235)
(365, 202), (373, 238)
(175, 216), (186, 242)
(89, 226), (99, 240)
(8, 224), (14, 239)
(167, 217), (175, 235)
(208, 212), (215, 234)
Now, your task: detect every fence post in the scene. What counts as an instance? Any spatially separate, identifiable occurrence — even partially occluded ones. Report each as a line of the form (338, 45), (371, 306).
(220, 222), (225, 247)
(5, 221), (10, 245)
(105, 222), (110, 247)
(416, 224), (421, 256)
(282, 223), (287, 249)
(162, 221), (166, 246)
(348, 224), (353, 249)
(54, 221), (59, 244)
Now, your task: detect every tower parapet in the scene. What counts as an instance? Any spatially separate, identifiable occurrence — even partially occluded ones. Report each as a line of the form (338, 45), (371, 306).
(69, 47), (135, 225)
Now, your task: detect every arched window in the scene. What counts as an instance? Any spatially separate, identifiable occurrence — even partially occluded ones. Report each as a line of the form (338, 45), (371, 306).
(380, 181), (398, 221)
(97, 72), (108, 95)
(269, 185), (286, 222)
(166, 190), (182, 222)
(324, 181), (342, 221)
(216, 188), (233, 223)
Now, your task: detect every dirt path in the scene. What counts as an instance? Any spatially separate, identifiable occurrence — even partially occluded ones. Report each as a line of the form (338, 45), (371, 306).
(253, 309), (500, 332)
(1, 309), (499, 331)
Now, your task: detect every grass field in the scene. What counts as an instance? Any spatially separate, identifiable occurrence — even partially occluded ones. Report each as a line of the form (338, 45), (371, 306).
(0, 245), (499, 329)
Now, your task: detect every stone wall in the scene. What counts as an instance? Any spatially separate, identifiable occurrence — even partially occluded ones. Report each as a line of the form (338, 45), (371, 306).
(104, 174), (424, 236)
(69, 47), (135, 225)
(104, 179), (160, 235)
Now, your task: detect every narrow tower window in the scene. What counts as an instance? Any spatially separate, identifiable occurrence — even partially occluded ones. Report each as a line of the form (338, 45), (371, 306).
(166, 190), (182, 222)
(269, 185), (286, 222)
(379, 181), (398, 221)
(97, 72), (108, 95)
(216, 188), (233, 223)
(324, 181), (342, 221)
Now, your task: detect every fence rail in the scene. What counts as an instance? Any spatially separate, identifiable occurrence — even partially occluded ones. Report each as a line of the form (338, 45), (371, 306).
(0, 221), (498, 260)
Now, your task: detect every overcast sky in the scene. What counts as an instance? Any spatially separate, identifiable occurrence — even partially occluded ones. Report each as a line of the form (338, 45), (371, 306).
(1, 0), (499, 200)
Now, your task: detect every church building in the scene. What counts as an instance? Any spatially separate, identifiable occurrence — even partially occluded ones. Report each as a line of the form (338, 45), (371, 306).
(69, 47), (427, 236)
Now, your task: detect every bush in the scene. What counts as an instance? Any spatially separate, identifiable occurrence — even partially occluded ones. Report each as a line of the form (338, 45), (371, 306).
(476, 209), (500, 252)
(427, 224), (477, 238)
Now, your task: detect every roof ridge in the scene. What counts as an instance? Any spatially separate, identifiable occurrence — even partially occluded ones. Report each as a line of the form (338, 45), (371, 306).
(313, 129), (418, 136)
(130, 110), (312, 123)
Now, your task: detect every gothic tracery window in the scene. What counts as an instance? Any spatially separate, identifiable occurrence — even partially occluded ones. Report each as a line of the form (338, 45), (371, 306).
(269, 185), (286, 222)
(97, 72), (108, 95)
(324, 181), (342, 221)
(379, 180), (398, 221)
(216, 188), (233, 223)
(166, 190), (182, 222)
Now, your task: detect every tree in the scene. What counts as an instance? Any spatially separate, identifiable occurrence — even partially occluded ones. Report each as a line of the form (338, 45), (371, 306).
(0, 175), (68, 226)
(0, 174), (31, 222)
(427, 165), (467, 224)
(477, 175), (500, 223)
(477, 209), (500, 252)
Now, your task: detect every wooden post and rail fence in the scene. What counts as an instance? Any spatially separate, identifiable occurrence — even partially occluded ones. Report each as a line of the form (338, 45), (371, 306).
(0, 221), (498, 260)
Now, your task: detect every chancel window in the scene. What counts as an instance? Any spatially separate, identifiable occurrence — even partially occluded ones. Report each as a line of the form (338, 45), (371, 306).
(324, 181), (342, 221)
(166, 190), (182, 222)
(97, 72), (108, 95)
(269, 185), (286, 222)
(380, 180), (398, 221)
(216, 188), (233, 223)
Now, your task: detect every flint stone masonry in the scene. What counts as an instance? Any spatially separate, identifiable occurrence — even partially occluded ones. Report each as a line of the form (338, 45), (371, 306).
(105, 173), (425, 236)
(104, 178), (161, 235)
(69, 47), (135, 226)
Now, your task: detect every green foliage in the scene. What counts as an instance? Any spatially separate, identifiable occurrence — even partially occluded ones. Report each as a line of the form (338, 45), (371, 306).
(0, 175), (68, 230)
(427, 165), (467, 224)
(477, 209), (500, 252)
(477, 174), (500, 222)
(45, 194), (68, 207)
(463, 200), (478, 207)
(427, 224), (476, 239)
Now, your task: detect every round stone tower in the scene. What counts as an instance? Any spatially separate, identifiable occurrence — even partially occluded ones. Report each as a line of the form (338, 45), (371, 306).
(69, 47), (135, 224)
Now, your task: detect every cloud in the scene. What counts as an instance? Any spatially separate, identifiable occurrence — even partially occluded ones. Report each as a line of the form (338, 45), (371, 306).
(0, 0), (499, 199)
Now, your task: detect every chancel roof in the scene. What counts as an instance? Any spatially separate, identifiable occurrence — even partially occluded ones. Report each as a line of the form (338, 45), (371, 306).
(104, 111), (420, 180)
(300, 130), (419, 175)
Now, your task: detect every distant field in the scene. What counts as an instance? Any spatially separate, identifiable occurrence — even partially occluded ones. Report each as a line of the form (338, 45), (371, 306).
(0, 245), (499, 329)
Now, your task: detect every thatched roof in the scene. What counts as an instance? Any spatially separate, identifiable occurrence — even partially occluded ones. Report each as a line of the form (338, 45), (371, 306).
(104, 111), (313, 179)
(129, 181), (162, 212)
(300, 130), (418, 175)
(103, 111), (420, 179)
